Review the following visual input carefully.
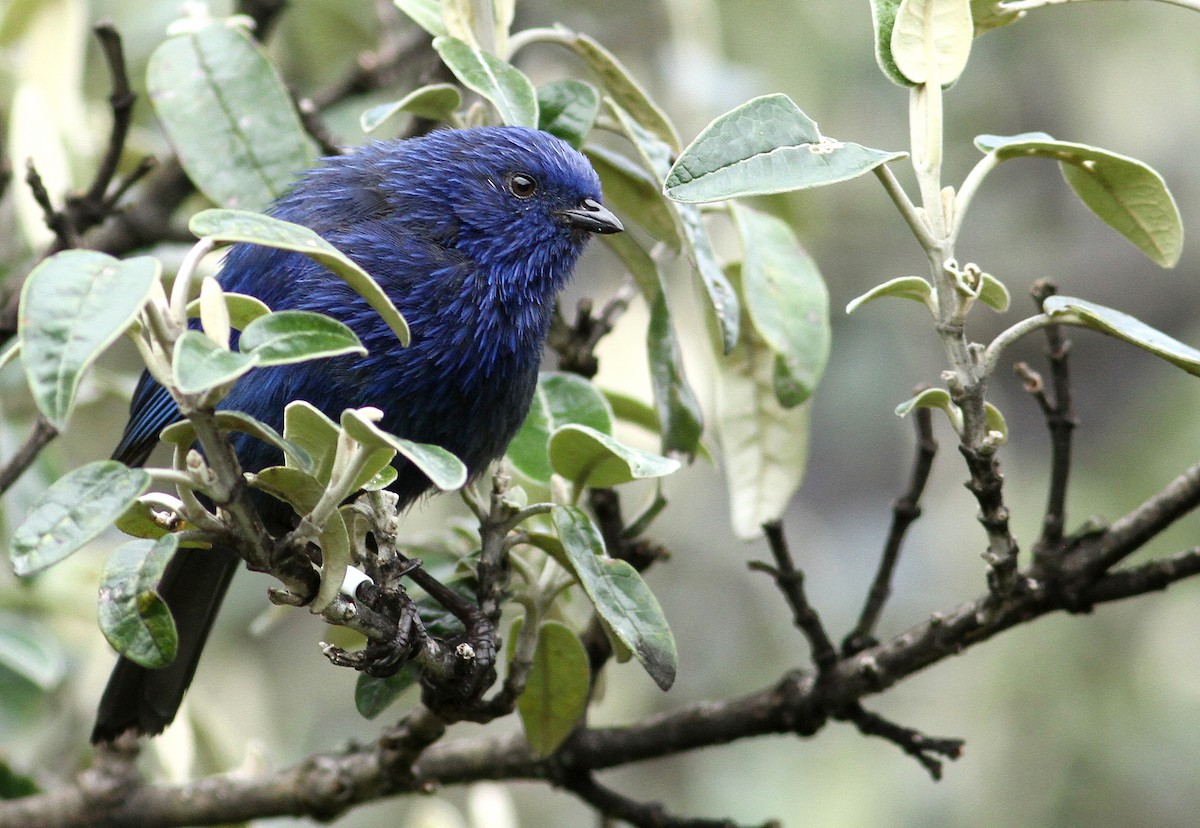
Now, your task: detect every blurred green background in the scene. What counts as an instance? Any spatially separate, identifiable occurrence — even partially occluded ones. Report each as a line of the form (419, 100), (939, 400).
(3, 1), (1200, 826)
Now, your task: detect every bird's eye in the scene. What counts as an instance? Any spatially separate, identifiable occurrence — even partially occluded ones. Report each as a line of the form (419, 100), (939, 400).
(507, 173), (538, 199)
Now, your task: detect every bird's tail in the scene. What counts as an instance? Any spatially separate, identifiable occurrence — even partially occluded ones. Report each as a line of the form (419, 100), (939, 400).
(91, 543), (241, 742)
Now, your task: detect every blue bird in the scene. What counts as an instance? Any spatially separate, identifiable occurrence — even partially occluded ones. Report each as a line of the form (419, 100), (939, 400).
(92, 126), (621, 741)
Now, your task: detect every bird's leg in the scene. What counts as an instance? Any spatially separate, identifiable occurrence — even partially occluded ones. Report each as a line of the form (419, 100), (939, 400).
(353, 581), (426, 677)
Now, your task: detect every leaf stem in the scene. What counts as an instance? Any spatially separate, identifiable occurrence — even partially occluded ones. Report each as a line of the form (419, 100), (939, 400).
(981, 313), (1058, 378)
(506, 25), (574, 58)
(170, 236), (216, 322)
(874, 164), (935, 250)
(952, 152), (1001, 241)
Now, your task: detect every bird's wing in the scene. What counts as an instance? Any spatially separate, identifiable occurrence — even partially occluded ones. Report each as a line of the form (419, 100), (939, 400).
(112, 373), (182, 467)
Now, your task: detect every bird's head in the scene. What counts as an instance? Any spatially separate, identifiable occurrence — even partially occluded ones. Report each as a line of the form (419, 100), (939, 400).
(396, 127), (622, 282)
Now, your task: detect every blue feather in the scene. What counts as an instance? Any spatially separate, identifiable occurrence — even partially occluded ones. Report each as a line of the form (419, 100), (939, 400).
(115, 126), (618, 505)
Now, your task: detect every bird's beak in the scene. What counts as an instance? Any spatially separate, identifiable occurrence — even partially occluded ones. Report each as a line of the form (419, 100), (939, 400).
(556, 198), (623, 235)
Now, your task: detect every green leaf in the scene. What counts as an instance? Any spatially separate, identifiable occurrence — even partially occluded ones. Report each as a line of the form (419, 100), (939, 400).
(1044, 296), (1200, 376)
(146, 22), (313, 211)
(600, 230), (662, 300)
(190, 209), (411, 345)
(114, 499), (197, 542)
(894, 386), (963, 433)
(312, 507), (351, 613)
(508, 372), (614, 483)
(252, 468), (360, 608)
(18, 251), (158, 428)
(552, 505), (676, 690)
(238, 310), (365, 366)
(284, 401), (340, 482)
(732, 205), (831, 407)
(978, 272), (1010, 312)
(894, 386), (952, 416)
(603, 390), (661, 435)
(360, 462), (398, 492)
(608, 101), (739, 354)
(537, 80), (599, 149)
(11, 461), (150, 576)
(569, 33), (680, 151)
(355, 665), (420, 719)
(187, 291), (272, 330)
(360, 83), (462, 133)
(515, 619), (590, 756)
(985, 402), (1008, 444)
(198, 277), (231, 348)
(522, 531), (575, 575)
(280, 407), (397, 493)
(432, 35), (538, 127)
(647, 290), (704, 457)
(585, 145), (679, 252)
(869, 0), (912, 87)
(0, 618), (67, 691)
(971, 0), (1023, 36)
(846, 275), (935, 314)
(252, 466), (326, 512)
(172, 330), (258, 395)
(548, 424), (679, 489)
(715, 294), (810, 540)
(97, 536), (179, 669)
(664, 94), (907, 204)
(341, 409), (468, 491)
(0, 760), (40, 799)
(890, 0), (973, 85)
(160, 409), (314, 474)
(393, 0), (447, 36)
(976, 134), (1183, 267)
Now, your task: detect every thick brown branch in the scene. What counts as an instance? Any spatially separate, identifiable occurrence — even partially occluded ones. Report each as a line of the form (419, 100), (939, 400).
(1069, 460), (1200, 580)
(1083, 547), (1200, 603)
(7, 526), (1200, 828)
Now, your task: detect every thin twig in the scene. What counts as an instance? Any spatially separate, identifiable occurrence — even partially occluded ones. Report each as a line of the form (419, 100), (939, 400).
(81, 23), (136, 208)
(836, 701), (963, 780)
(844, 406), (938, 654)
(0, 416), (59, 496)
(557, 769), (766, 828)
(25, 161), (75, 249)
(754, 521), (837, 675)
(1029, 280), (1077, 572)
(547, 279), (638, 379)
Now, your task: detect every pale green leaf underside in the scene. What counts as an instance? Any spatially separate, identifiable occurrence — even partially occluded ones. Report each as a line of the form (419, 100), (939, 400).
(19, 251), (158, 428)
(890, 0), (973, 85)
(189, 209), (411, 345)
(846, 276), (934, 314)
(1044, 295), (1200, 376)
(976, 133), (1183, 267)
(664, 94), (906, 203)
